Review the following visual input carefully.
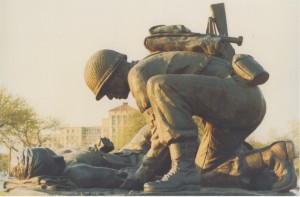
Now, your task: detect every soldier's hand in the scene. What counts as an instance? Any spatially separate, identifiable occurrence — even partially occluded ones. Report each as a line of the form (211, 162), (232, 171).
(97, 137), (114, 153)
(120, 168), (143, 190)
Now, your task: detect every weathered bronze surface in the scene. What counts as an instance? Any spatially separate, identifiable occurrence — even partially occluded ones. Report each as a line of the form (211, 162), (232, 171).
(7, 136), (297, 192)
(6, 3), (297, 194)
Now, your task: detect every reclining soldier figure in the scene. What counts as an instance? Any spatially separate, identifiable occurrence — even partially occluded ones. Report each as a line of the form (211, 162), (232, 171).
(9, 129), (297, 192)
(9, 125), (167, 189)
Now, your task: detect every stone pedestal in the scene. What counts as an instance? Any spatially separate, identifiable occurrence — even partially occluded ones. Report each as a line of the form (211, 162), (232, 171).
(3, 187), (299, 196)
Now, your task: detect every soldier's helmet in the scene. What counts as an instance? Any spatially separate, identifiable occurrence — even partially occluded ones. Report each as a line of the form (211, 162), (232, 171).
(10, 147), (66, 179)
(84, 49), (127, 100)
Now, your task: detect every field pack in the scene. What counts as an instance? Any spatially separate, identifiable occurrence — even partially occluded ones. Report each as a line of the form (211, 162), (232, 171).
(144, 24), (268, 86)
(144, 25), (225, 57)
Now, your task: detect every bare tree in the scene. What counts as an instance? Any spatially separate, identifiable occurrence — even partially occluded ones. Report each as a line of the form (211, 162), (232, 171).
(0, 87), (60, 150)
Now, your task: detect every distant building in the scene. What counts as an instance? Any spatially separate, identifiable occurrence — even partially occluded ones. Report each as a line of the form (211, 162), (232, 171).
(43, 131), (64, 150)
(44, 102), (139, 150)
(105, 102), (139, 149)
(102, 102), (137, 127)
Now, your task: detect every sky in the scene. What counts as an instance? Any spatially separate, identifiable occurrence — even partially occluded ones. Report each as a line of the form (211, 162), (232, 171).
(0, 0), (299, 142)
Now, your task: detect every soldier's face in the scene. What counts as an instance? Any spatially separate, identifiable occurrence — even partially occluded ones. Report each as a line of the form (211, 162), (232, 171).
(104, 74), (130, 100)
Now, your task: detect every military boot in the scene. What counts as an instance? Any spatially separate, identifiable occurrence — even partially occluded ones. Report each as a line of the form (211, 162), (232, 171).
(144, 139), (201, 192)
(241, 140), (297, 192)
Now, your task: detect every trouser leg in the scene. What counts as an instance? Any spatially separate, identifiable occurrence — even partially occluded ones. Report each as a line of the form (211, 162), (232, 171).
(196, 122), (252, 172)
(200, 156), (246, 188)
(144, 74), (265, 174)
(117, 126), (172, 190)
(240, 140), (297, 192)
(146, 75), (199, 145)
(146, 74), (265, 145)
(64, 164), (125, 188)
(200, 155), (277, 191)
(135, 127), (170, 182)
(201, 140), (297, 192)
(143, 74), (266, 192)
(143, 75), (264, 172)
(142, 75), (203, 192)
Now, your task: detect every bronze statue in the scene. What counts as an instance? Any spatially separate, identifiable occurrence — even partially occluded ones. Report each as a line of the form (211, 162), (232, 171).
(9, 144), (125, 188)
(82, 4), (297, 192)
(8, 3), (297, 194)
(8, 127), (153, 189)
(9, 129), (296, 192)
(83, 48), (296, 192)
(82, 3), (297, 193)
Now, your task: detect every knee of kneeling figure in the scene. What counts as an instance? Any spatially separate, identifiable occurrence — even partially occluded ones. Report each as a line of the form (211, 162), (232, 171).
(146, 75), (169, 97)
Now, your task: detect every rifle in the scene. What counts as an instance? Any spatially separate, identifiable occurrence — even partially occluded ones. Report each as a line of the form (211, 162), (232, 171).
(209, 3), (228, 36)
(207, 3), (241, 60)
(144, 3), (242, 59)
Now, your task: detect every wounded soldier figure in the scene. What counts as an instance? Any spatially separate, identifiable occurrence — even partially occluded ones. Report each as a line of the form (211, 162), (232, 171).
(8, 124), (297, 192)
(8, 125), (158, 189)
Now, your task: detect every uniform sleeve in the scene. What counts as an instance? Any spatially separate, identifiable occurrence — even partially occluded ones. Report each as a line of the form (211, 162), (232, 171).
(128, 64), (151, 112)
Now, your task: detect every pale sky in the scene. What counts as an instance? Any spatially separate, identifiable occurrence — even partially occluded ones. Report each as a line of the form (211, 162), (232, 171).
(0, 0), (299, 141)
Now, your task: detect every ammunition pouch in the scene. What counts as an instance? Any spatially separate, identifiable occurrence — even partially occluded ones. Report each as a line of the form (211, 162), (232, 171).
(232, 54), (269, 86)
(143, 108), (156, 129)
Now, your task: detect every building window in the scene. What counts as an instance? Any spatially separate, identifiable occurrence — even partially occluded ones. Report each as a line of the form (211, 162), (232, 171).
(118, 116), (121, 125)
(124, 116), (128, 125)
(112, 116), (116, 126)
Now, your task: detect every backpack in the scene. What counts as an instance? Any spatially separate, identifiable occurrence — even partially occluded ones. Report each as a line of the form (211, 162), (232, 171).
(144, 25), (229, 59)
(144, 25), (269, 86)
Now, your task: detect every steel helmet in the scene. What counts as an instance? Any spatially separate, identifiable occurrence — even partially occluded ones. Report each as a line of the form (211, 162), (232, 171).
(10, 147), (66, 179)
(84, 49), (127, 100)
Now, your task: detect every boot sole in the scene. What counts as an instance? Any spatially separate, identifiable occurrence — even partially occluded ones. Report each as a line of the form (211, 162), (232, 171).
(273, 162), (297, 192)
(273, 141), (297, 192)
(144, 184), (201, 193)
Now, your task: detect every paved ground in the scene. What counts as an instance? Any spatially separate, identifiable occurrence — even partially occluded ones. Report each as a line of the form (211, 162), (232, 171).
(1, 177), (299, 196)
(1, 186), (299, 196)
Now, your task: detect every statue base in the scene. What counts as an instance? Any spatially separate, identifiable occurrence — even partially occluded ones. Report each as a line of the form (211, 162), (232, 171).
(3, 187), (299, 196)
